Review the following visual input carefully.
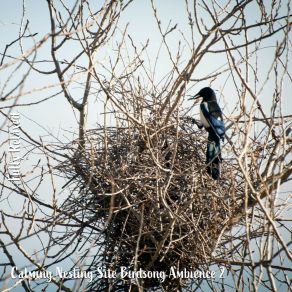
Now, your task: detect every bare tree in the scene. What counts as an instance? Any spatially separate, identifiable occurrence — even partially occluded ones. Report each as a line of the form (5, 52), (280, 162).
(0, 0), (291, 291)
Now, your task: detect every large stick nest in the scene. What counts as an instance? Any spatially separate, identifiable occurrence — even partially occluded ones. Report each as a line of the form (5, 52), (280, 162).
(59, 118), (243, 291)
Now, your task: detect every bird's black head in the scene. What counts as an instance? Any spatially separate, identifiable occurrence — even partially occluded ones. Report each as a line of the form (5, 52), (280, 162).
(193, 87), (217, 102)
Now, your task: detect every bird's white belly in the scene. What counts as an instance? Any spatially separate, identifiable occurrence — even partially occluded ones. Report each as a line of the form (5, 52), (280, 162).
(200, 108), (210, 128)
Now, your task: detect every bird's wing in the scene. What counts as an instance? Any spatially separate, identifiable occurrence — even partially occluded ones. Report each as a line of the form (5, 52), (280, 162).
(200, 103), (225, 140)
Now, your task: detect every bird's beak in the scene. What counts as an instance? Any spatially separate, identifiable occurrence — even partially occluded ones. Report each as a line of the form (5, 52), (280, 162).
(188, 93), (201, 100)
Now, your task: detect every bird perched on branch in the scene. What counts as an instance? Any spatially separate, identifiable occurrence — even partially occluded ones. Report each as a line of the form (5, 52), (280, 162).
(189, 87), (225, 180)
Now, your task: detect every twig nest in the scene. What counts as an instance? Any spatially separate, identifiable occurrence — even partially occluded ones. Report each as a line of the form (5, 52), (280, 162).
(60, 119), (242, 290)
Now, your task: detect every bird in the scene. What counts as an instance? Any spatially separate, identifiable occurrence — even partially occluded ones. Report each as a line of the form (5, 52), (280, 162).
(189, 87), (225, 180)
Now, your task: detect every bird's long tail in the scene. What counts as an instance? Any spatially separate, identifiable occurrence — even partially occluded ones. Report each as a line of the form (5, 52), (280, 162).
(206, 134), (222, 180)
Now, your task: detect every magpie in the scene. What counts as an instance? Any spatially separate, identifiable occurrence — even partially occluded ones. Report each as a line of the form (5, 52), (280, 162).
(189, 87), (225, 180)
